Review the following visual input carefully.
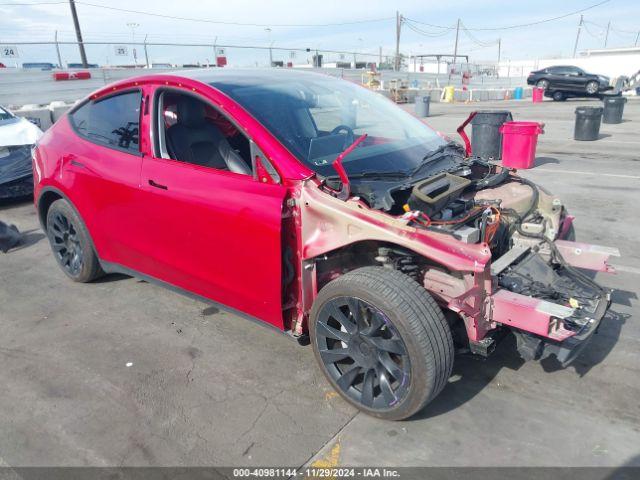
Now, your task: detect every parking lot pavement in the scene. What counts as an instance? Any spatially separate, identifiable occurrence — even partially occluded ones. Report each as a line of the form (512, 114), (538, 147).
(1, 98), (639, 468)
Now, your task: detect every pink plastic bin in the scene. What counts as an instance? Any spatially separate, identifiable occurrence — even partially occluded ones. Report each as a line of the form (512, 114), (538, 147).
(499, 121), (544, 169)
(532, 87), (544, 103)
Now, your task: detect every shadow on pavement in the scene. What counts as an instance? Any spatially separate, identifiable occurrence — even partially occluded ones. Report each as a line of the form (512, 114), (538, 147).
(535, 156), (561, 166)
(417, 302), (630, 418)
(7, 228), (45, 252)
(415, 334), (525, 420)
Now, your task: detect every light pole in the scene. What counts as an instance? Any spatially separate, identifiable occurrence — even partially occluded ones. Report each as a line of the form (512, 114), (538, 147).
(127, 22), (140, 66)
(265, 27), (273, 67)
(68, 0), (88, 68)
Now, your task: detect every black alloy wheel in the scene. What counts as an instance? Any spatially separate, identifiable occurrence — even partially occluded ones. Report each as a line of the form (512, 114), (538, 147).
(315, 296), (411, 410)
(310, 267), (454, 420)
(553, 91), (566, 101)
(45, 198), (103, 282)
(48, 211), (84, 276)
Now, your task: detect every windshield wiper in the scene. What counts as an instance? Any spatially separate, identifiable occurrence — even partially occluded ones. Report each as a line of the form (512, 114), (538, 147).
(410, 141), (463, 177)
(324, 170), (409, 181)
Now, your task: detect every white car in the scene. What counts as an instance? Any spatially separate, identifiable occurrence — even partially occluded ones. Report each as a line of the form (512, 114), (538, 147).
(0, 105), (43, 198)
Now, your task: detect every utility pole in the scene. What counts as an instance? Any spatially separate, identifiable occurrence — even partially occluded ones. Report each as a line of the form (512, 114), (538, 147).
(54, 30), (63, 68)
(449, 18), (460, 83)
(143, 34), (150, 68)
(573, 15), (583, 58)
(394, 11), (402, 71)
(379, 46), (382, 68)
(265, 28), (273, 67)
(635, 31), (640, 47)
(496, 38), (501, 78)
(68, 0), (88, 68)
(604, 21), (610, 48)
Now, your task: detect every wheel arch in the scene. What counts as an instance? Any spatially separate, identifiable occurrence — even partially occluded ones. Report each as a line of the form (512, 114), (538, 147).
(37, 186), (100, 258)
(37, 187), (65, 230)
(311, 239), (454, 292)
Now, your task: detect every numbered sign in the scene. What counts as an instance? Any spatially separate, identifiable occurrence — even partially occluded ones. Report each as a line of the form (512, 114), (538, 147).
(114, 45), (129, 57)
(1, 46), (19, 58)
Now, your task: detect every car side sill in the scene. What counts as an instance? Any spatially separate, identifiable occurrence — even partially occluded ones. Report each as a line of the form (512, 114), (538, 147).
(99, 259), (299, 342)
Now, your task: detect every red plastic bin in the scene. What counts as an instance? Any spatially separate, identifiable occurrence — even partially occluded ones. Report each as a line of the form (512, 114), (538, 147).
(499, 121), (544, 169)
(532, 87), (544, 103)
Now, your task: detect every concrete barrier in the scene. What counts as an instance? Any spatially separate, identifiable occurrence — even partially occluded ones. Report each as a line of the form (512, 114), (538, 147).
(13, 104), (52, 130)
(454, 90), (470, 102)
(49, 101), (73, 123)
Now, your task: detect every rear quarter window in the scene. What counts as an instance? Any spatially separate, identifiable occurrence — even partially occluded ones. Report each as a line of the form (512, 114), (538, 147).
(70, 91), (142, 154)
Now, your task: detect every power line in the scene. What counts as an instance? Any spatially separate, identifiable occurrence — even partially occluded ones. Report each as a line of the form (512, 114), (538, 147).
(460, 21), (498, 47)
(405, 0), (611, 31)
(0, 1), (65, 4)
(404, 20), (452, 38)
(68, 2), (394, 28)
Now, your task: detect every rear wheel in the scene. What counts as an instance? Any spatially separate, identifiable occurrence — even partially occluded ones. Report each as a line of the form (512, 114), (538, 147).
(46, 199), (103, 282)
(586, 81), (599, 95)
(536, 79), (549, 90)
(309, 267), (454, 420)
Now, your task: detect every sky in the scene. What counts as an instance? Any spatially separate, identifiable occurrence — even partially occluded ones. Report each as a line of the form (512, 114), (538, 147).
(1, 0), (639, 67)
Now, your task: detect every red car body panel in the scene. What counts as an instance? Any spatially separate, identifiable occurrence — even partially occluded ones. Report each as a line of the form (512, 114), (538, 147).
(33, 72), (618, 348)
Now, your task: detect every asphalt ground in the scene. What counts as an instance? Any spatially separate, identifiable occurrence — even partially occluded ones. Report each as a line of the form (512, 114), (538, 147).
(0, 96), (638, 469)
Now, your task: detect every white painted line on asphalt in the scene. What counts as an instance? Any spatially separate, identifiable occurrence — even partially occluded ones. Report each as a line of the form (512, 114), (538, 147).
(532, 168), (640, 180)
(596, 140), (640, 145)
(611, 264), (640, 275)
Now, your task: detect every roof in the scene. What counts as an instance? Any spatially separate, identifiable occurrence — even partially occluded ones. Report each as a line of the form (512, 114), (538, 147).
(167, 68), (336, 86)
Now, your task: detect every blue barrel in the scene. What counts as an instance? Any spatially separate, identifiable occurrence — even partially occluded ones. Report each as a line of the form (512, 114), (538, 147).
(514, 87), (523, 100)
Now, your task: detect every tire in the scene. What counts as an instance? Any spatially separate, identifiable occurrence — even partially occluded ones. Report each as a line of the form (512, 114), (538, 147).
(585, 81), (599, 95)
(45, 198), (104, 282)
(309, 266), (454, 420)
(552, 91), (566, 101)
(536, 79), (549, 90)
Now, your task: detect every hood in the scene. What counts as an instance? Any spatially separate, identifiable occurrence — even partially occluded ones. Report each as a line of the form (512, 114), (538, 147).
(0, 116), (43, 147)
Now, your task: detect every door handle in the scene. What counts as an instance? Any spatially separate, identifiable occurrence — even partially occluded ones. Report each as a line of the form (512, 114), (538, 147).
(148, 179), (168, 190)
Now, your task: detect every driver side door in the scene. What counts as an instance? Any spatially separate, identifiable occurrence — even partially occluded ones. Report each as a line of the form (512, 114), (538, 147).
(136, 86), (288, 329)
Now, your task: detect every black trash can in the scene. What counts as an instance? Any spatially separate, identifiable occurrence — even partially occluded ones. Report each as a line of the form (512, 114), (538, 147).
(574, 106), (603, 141)
(470, 110), (513, 160)
(602, 96), (627, 124)
(415, 95), (431, 117)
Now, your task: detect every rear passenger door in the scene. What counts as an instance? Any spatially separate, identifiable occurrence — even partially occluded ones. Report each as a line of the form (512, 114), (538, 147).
(66, 90), (145, 265)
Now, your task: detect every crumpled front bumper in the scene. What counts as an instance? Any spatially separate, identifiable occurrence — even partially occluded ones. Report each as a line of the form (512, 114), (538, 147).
(538, 293), (610, 365)
(505, 290), (611, 366)
(489, 237), (619, 365)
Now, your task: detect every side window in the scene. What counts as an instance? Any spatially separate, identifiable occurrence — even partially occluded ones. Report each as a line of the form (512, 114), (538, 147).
(155, 91), (253, 176)
(70, 91), (141, 154)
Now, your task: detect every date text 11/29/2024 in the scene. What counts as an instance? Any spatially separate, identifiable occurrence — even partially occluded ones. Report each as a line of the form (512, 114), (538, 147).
(232, 467), (400, 478)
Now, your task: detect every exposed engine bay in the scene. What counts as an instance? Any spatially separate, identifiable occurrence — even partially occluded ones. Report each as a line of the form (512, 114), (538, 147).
(318, 148), (615, 364)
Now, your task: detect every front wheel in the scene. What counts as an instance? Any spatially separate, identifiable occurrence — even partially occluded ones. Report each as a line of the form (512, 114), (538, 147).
(586, 81), (599, 95)
(536, 79), (549, 90)
(552, 91), (566, 101)
(309, 267), (454, 420)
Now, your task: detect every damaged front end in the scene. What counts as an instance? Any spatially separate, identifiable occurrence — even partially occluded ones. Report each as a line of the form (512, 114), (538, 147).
(302, 149), (619, 366)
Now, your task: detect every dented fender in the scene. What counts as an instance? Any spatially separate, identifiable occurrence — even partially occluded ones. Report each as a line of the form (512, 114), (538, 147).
(299, 180), (492, 272)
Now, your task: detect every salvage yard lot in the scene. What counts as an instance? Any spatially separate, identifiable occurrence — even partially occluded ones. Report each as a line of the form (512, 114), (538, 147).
(1, 98), (639, 468)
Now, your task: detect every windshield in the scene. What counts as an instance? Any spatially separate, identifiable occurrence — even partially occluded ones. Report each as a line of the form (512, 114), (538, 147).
(0, 106), (14, 121)
(211, 73), (446, 177)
